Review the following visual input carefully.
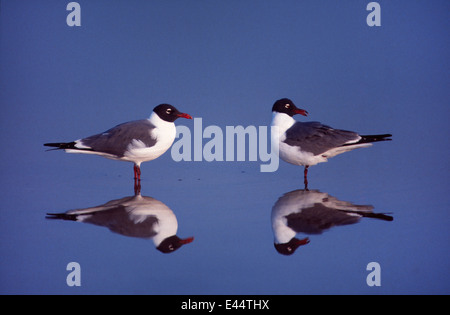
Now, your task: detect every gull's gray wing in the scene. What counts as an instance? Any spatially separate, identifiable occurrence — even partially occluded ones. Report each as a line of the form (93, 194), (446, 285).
(79, 120), (157, 157)
(283, 121), (360, 155)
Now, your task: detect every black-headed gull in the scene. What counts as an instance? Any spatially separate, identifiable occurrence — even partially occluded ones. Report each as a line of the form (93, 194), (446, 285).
(271, 189), (393, 255)
(271, 98), (391, 188)
(46, 193), (194, 253)
(44, 104), (192, 181)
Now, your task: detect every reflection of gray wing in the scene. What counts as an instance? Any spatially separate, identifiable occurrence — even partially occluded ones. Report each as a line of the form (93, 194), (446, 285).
(285, 203), (361, 234)
(46, 195), (164, 239)
(80, 206), (159, 238)
(80, 120), (157, 157)
(283, 122), (360, 155)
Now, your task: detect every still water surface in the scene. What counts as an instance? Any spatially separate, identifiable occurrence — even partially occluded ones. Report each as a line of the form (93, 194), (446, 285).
(1, 156), (448, 294)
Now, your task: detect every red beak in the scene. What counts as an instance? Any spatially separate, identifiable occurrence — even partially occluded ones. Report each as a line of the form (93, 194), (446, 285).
(179, 236), (194, 245)
(296, 237), (310, 246)
(294, 109), (309, 117)
(177, 113), (193, 119)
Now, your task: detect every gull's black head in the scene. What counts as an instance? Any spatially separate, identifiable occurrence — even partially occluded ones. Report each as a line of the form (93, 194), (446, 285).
(274, 237), (310, 256)
(153, 104), (192, 122)
(272, 98), (308, 117)
(156, 235), (194, 254)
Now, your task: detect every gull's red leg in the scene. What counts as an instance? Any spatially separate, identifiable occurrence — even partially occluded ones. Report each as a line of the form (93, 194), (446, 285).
(133, 164), (141, 181)
(133, 164), (141, 195)
(134, 179), (141, 195)
(304, 165), (309, 190)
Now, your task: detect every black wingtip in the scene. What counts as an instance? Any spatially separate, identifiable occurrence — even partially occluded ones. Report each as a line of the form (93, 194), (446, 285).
(45, 212), (78, 221)
(341, 134), (392, 147)
(359, 134), (392, 144)
(43, 142), (77, 149)
(361, 212), (394, 221)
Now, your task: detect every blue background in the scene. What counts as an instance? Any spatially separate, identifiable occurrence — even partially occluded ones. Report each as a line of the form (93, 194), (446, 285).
(1, 0), (449, 294)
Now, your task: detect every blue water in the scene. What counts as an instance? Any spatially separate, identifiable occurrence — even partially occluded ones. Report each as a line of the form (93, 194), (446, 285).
(1, 1), (449, 294)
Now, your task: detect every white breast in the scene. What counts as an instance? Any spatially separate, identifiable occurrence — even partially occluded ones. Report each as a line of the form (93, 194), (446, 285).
(271, 112), (327, 166)
(123, 113), (176, 164)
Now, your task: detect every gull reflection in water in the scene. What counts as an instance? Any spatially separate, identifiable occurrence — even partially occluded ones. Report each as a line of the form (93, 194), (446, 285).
(271, 189), (393, 256)
(46, 193), (194, 254)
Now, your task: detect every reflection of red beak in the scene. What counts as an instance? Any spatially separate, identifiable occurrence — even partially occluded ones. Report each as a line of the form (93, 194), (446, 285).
(177, 113), (193, 119)
(179, 236), (194, 245)
(294, 109), (309, 117)
(296, 237), (310, 246)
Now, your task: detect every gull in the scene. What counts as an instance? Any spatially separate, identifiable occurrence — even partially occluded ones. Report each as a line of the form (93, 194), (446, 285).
(271, 98), (391, 188)
(44, 104), (192, 182)
(271, 189), (393, 255)
(46, 193), (194, 254)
